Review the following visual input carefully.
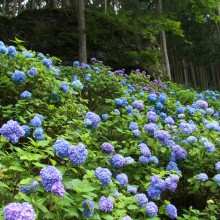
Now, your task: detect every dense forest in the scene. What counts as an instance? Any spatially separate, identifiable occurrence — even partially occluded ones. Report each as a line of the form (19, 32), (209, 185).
(0, 0), (220, 90)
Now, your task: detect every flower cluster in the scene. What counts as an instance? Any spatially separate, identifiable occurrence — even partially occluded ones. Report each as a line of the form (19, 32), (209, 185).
(146, 111), (157, 123)
(84, 112), (101, 129)
(165, 204), (177, 219)
(27, 67), (38, 76)
(116, 173), (128, 186)
(144, 123), (158, 135)
(110, 154), (126, 168)
(53, 138), (70, 158)
(170, 145), (187, 161)
(154, 130), (171, 145)
(4, 202), (36, 220)
(132, 100), (144, 110)
(40, 166), (65, 198)
(82, 199), (95, 217)
(197, 173), (208, 181)
(101, 142), (114, 154)
(68, 143), (88, 165)
(146, 202), (158, 217)
(95, 167), (112, 186)
(12, 70), (26, 83)
(98, 196), (113, 212)
(0, 120), (25, 144)
(61, 81), (69, 93)
(147, 175), (165, 199)
(19, 181), (38, 194)
(20, 91), (32, 99)
(72, 79), (83, 91)
(135, 193), (148, 207)
(115, 97), (128, 106)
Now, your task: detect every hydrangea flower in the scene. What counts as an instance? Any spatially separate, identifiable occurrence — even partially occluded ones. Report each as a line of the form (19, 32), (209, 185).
(98, 196), (113, 212)
(132, 129), (141, 137)
(101, 142), (114, 154)
(148, 94), (157, 102)
(146, 111), (157, 123)
(197, 173), (208, 181)
(138, 143), (151, 157)
(149, 156), (159, 165)
(68, 143), (88, 165)
(146, 202), (158, 217)
(0, 120), (25, 144)
(116, 173), (128, 186)
(19, 181), (38, 194)
(12, 70), (26, 83)
(84, 112), (101, 129)
(144, 123), (158, 135)
(72, 79), (83, 91)
(127, 186), (137, 194)
(129, 122), (139, 130)
(164, 116), (175, 125)
(51, 181), (65, 198)
(42, 58), (52, 68)
(165, 204), (177, 219)
(122, 216), (133, 220)
(204, 141), (216, 153)
(135, 193), (148, 207)
(125, 156), (135, 164)
(8, 46), (17, 57)
(61, 81), (69, 93)
(95, 167), (112, 186)
(20, 91), (32, 99)
(53, 138), (70, 158)
(132, 100), (144, 110)
(4, 202), (36, 220)
(154, 130), (171, 145)
(170, 145), (187, 161)
(0, 45), (8, 54)
(186, 136), (198, 143)
(30, 115), (42, 127)
(213, 174), (220, 183)
(165, 175), (179, 191)
(179, 122), (194, 134)
(115, 98), (128, 106)
(27, 67), (38, 76)
(126, 105), (133, 114)
(156, 102), (163, 110)
(166, 162), (181, 174)
(114, 109), (120, 115)
(21, 125), (30, 137)
(33, 127), (45, 140)
(73, 61), (80, 67)
(102, 114), (108, 121)
(110, 154), (126, 168)
(22, 51), (33, 58)
(195, 100), (208, 109)
(82, 199), (95, 217)
(215, 162), (220, 171)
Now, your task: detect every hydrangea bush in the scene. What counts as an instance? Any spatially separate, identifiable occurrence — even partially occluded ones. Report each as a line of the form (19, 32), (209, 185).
(0, 40), (220, 219)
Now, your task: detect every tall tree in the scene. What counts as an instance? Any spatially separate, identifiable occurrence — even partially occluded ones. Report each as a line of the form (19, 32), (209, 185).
(77, 0), (87, 63)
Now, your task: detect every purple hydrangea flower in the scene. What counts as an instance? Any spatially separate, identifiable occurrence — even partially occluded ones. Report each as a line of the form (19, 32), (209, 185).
(179, 122), (193, 134)
(147, 186), (162, 199)
(51, 181), (65, 198)
(127, 186), (137, 194)
(19, 181), (38, 194)
(135, 193), (148, 207)
(21, 125), (30, 137)
(95, 167), (112, 186)
(20, 91), (32, 99)
(4, 202), (35, 220)
(139, 156), (149, 164)
(110, 154), (126, 168)
(40, 166), (62, 191)
(98, 196), (113, 212)
(122, 216), (133, 220)
(186, 136), (198, 143)
(0, 120), (25, 144)
(138, 143), (151, 157)
(61, 81), (69, 93)
(164, 116), (175, 126)
(165, 204), (177, 219)
(215, 162), (220, 171)
(195, 100), (208, 109)
(129, 122), (139, 130)
(68, 143), (88, 165)
(53, 138), (70, 158)
(101, 142), (114, 154)
(204, 141), (216, 153)
(132, 100), (144, 111)
(154, 130), (171, 145)
(170, 145), (187, 161)
(197, 173), (208, 181)
(12, 70), (26, 83)
(146, 202), (158, 217)
(144, 123), (158, 135)
(33, 127), (44, 140)
(165, 175), (179, 191)
(82, 199), (95, 217)
(116, 173), (128, 186)
(27, 67), (38, 76)
(114, 109), (120, 115)
(132, 129), (141, 137)
(8, 46), (17, 57)
(149, 156), (159, 164)
(146, 111), (157, 123)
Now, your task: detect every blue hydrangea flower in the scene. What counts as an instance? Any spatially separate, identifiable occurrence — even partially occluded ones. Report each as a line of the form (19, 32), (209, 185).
(19, 180), (38, 194)
(113, 190), (120, 198)
(0, 120), (25, 144)
(179, 122), (194, 134)
(150, 175), (165, 191)
(102, 114), (108, 121)
(122, 216), (133, 220)
(170, 145), (187, 161)
(135, 193), (148, 207)
(84, 112), (101, 129)
(40, 166), (62, 191)
(215, 162), (220, 171)
(213, 174), (220, 183)
(73, 61), (80, 67)
(166, 162), (182, 174)
(165, 175), (179, 191)
(147, 186), (162, 199)
(30, 116), (42, 127)
(132, 100), (144, 110)
(22, 51), (33, 58)
(21, 125), (30, 137)
(204, 141), (216, 153)
(206, 108), (214, 115)
(114, 109), (120, 115)
(195, 100), (208, 109)
(129, 122), (139, 130)
(197, 173), (208, 181)
(95, 167), (112, 186)
(144, 123), (158, 135)
(85, 73), (91, 81)
(146, 202), (158, 217)
(68, 143), (88, 165)
(148, 94), (157, 102)
(139, 156), (149, 164)
(27, 67), (38, 76)
(53, 138), (70, 158)
(4, 202), (35, 220)
(110, 154), (126, 168)
(165, 204), (177, 219)
(72, 79), (83, 91)
(115, 98), (128, 107)
(82, 199), (95, 217)
(51, 181), (65, 198)
(186, 136), (198, 143)
(164, 116), (175, 126)
(0, 45), (8, 54)
(125, 157), (135, 164)
(126, 105), (134, 114)
(138, 143), (151, 157)
(98, 196), (113, 212)
(42, 58), (52, 68)
(132, 129), (141, 137)
(146, 111), (157, 123)
(33, 127), (45, 140)
(116, 173), (128, 186)
(154, 130), (171, 145)
(37, 53), (45, 59)
(149, 156), (159, 164)
(156, 102), (163, 110)
(127, 186), (137, 194)
(12, 70), (25, 83)
(61, 81), (69, 93)
(20, 91), (32, 99)
(8, 46), (17, 57)
(101, 142), (114, 154)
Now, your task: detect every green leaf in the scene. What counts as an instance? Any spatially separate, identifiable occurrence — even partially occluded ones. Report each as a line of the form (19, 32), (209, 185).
(19, 178), (33, 185)
(9, 166), (26, 172)
(0, 181), (9, 189)
(127, 204), (138, 210)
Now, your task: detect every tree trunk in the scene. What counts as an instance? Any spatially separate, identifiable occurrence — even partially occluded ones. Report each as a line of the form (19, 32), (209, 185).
(12, 0), (17, 16)
(182, 59), (188, 86)
(190, 62), (196, 88)
(77, 0), (87, 63)
(31, 0), (35, 10)
(38, 0), (42, 8)
(158, 0), (171, 80)
(104, 0), (107, 13)
(3, 0), (7, 16)
(17, 0), (22, 13)
(62, 0), (69, 7)
(49, 0), (57, 8)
